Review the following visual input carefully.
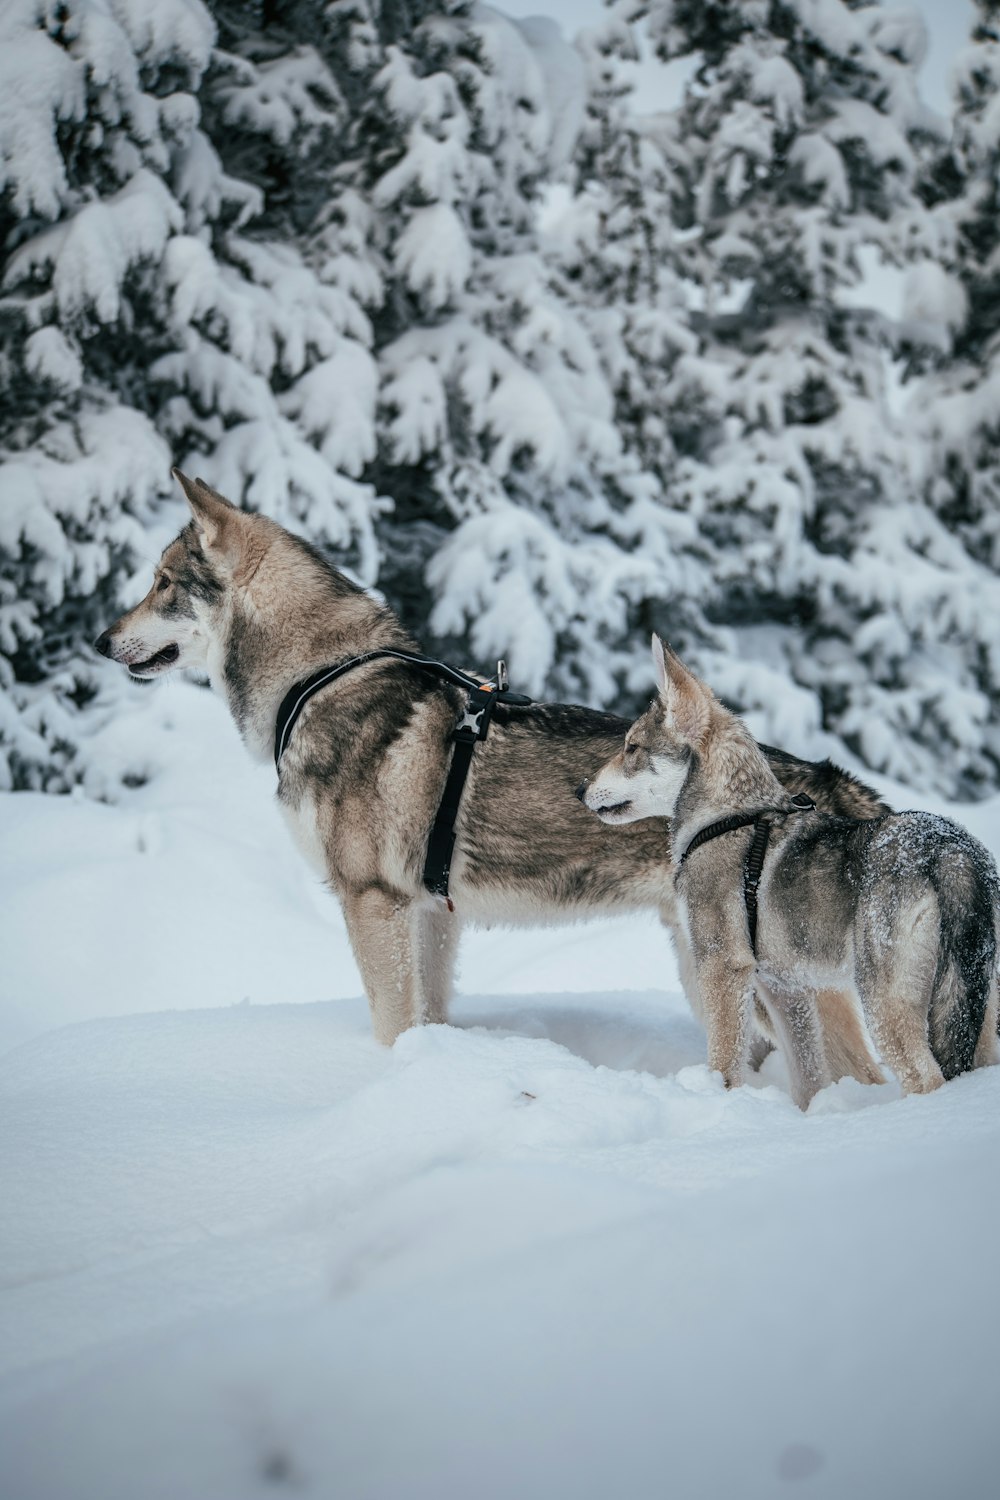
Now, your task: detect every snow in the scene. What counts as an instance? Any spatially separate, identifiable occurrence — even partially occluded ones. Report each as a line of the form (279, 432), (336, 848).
(789, 132), (850, 210)
(4, 169), (183, 325)
(278, 343), (378, 476)
(23, 325), (84, 392)
(0, 12), (83, 221)
(902, 260), (970, 354)
(3, 678), (1000, 1497)
(507, 12), (587, 169)
(741, 42), (805, 129)
(214, 46), (342, 147)
(395, 202), (473, 310)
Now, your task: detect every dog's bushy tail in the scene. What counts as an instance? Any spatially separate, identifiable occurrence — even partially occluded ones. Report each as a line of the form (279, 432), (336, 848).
(928, 843), (999, 1079)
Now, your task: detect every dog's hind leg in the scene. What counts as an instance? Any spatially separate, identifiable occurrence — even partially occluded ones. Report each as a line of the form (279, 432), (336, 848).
(343, 887), (421, 1045)
(865, 997), (944, 1094)
(817, 988), (885, 1085)
(857, 897), (944, 1094)
(418, 903), (462, 1024)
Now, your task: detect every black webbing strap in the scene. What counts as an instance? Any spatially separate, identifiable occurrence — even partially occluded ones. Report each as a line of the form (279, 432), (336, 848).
(743, 819), (773, 952)
(273, 648), (525, 768)
(678, 809), (764, 863)
(421, 682), (500, 903)
(272, 649), (531, 906)
(678, 793), (815, 955)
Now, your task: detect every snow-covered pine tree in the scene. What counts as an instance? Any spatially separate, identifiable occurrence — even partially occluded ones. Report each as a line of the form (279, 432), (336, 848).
(158, 0), (383, 570)
(0, 0), (720, 792)
(542, 12), (716, 680)
(10, 0), (983, 797)
(599, 0), (996, 794)
(178, 0), (679, 704)
(0, 0), (382, 792)
(0, 0), (205, 790)
(904, 0), (1000, 792)
(355, 3), (676, 703)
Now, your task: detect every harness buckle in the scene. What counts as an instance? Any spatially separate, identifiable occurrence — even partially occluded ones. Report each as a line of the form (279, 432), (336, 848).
(456, 704), (485, 737)
(454, 683), (498, 743)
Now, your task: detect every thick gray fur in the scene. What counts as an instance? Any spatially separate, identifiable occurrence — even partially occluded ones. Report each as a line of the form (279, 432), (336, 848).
(584, 641), (1000, 1105)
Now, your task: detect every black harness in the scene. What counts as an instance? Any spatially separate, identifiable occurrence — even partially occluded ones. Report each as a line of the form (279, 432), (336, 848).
(273, 649), (532, 906)
(677, 793), (816, 954)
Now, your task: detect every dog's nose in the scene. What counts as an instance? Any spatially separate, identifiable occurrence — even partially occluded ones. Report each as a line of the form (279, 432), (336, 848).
(94, 630), (113, 658)
(575, 781), (588, 802)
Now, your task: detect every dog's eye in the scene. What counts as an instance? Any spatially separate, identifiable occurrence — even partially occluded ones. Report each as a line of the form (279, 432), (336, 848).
(625, 742), (638, 756)
(156, 574), (171, 593)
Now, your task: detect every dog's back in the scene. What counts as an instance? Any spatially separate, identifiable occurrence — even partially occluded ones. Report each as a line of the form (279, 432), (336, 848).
(758, 744), (890, 820)
(455, 703), (887, 925)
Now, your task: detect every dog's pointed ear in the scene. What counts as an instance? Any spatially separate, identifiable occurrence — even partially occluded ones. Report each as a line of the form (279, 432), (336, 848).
(652, 633), (668, 696)
(172, 468), (242, 557)
(653, 636), (713, 747)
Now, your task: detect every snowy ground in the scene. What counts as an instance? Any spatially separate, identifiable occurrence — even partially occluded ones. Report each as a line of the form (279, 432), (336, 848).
(2, 681), (1000, 1498)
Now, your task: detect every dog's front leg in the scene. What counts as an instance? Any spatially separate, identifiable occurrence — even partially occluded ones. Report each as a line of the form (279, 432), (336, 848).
(697, 953), (755, 1090)
(343, 886), (421, 1045)
(758, 984), (828, 1110)
(417, 902), (462, 1024)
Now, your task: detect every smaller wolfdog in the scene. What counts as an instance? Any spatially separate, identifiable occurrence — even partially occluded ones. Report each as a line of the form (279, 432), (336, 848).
(583, 637), (1000, 1106)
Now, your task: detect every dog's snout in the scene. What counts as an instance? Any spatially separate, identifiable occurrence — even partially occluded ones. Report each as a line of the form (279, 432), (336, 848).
(575, 780), (588, 802)
(94, 630), (114, 658)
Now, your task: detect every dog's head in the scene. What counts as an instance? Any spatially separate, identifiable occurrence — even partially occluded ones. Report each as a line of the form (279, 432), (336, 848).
(579, 636), (714, 823)
(95, 470), (264, 681)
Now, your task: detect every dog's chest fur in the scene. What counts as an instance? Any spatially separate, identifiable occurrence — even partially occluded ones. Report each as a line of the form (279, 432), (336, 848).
(278, 789), (328, 878)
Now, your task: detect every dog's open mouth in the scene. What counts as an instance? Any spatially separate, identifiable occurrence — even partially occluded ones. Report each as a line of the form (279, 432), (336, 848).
(128, 644), (180, 678)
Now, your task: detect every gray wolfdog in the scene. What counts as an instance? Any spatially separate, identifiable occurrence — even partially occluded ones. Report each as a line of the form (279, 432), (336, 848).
(582, 637), (1000, 1105)
(97, 470), (887, 1074)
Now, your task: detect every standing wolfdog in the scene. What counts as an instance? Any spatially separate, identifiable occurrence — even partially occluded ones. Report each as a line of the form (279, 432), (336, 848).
(97, 470), (887, 1067)
(582, 637), (1000, 1105)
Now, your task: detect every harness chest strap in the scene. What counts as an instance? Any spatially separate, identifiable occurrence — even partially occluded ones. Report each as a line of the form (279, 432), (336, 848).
(677, 794), (816, 956)
(421, 679), (501, 904)
(272, 649), (532, 905)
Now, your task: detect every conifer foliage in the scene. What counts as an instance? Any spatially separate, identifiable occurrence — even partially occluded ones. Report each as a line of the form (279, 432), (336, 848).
(360, 3), (670, 704)
(595, 0), (1000, 794)
(1, 0), (999, 798)
(0, 0), (382, 791)
(908, 0), (1000, 792)
(0, 0), (660, 787)
(0, 0), (204, 789)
